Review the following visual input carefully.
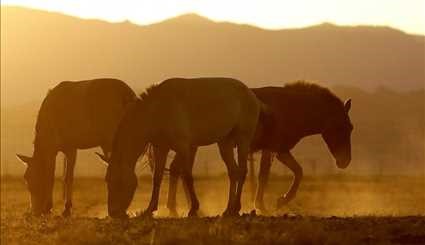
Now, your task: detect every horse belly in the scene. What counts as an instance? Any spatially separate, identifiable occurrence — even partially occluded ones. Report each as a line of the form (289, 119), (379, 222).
(57, 123), (102, 149)
(183, 103), (240, 146)
(55, 107), (116, 150)
(189, 120), (236, 146)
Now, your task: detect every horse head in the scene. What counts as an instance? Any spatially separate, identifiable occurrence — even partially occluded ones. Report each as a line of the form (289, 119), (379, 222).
(94, 151), (135, 218)
(322, 99), (353, 169)
(16, 153), (53, 215)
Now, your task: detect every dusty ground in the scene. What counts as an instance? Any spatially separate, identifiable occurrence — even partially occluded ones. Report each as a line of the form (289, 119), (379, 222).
(1, 175), (425, 244)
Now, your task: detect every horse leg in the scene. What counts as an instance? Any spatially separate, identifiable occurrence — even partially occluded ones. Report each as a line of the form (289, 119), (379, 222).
(167, 156), (181, 217)
(248, 153), (257, 204)
(218, 139), (239, 216)
(62, 149), (77, 217)
(62, 154), (67, 206)
(234, 140), (250, 214)
(45, 153), (57, 214)
(177, 146), (199, 217)
(276, 152), (303, 209)
(255, 150), (272, 214)
(182, 168), (194, 212)
(167, 147), (197, 217)
(144, 146), (168, 215)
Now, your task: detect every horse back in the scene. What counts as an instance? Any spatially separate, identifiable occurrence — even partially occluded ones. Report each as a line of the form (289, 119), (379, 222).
(37, 78), (135, 149)
(250, 87), (302, 151)
(147, 78), (261, 146)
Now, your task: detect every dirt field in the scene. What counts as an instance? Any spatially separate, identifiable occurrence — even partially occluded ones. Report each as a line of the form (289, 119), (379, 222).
(2, 175), (425, 244)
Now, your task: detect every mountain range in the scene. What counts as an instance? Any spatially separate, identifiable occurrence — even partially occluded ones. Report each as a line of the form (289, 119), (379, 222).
(1, 6), (424, 107)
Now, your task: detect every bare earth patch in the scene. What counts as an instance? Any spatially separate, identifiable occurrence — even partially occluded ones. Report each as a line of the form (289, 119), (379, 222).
(2, 215), (425, 244)
(2, 176), (425, 244)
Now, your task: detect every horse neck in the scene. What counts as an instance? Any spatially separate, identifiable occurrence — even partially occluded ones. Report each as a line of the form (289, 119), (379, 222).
(34, 98), (60, 156)
(290, 97), (337, 137)
(32, 137), (57, 170)
(110, 134), (148, 176)
(111, 106), (149, 172)
(34, 124), (59, 150)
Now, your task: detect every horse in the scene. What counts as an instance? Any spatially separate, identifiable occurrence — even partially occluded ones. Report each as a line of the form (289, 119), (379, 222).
(105, 77), (263, 218)
(16, 78), (136, 216)
(164, 81), (353, 215)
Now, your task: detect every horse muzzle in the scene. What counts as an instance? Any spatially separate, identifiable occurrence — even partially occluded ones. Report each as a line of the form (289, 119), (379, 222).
(336, 157), (351, 169)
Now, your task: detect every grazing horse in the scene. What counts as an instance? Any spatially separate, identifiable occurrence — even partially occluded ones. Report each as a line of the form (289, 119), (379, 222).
(105, 77), (262, 218)
(16, 79), (136, 216)
(165, 82), (353, 215)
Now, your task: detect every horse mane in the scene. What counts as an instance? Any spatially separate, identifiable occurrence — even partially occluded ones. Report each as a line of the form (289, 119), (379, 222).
(283, 80), (344, 105)
(139, 83), (160, 102)
(34, 89), (53, 144)
(136, 84), (157, 172)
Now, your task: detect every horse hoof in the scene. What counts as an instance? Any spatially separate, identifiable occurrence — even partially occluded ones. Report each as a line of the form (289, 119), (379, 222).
(222, 209), (239, 217)
(188, 210), (198, 217)
(116, 213), (130, 220)
(234, 204), (241, 213)
(109, 210), (129, 219)
(137, 210), (153, 219)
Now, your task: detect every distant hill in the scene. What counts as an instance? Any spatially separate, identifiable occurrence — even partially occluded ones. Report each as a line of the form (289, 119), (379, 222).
(1, 6), (424, 107)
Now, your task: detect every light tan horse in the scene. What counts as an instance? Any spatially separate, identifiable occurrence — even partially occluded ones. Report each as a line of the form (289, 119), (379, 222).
(105, 77), (263, 218)
(17, 78), (136, 216)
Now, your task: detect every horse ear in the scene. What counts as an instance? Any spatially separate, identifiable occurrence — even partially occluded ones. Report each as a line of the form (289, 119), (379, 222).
(16, 154), (32, 167)
(95, 152), (109, 166)
(344, 99), (352, 113)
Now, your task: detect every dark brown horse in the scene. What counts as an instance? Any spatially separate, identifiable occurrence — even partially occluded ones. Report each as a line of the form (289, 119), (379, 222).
(16, 78), (136, 216)
(165, 81), (353, 215)
(105, 77), (263, 218)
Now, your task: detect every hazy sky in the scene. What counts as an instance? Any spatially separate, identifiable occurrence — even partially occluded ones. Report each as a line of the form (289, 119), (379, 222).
(2, 0), (425, 35)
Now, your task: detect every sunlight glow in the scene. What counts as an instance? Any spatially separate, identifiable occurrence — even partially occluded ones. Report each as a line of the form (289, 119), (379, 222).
(2, 0), (425, 34)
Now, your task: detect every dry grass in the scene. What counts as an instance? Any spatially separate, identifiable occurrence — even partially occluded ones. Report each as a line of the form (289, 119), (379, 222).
(2, 175), (425, 244)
